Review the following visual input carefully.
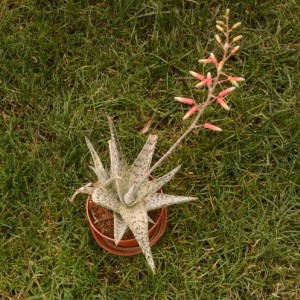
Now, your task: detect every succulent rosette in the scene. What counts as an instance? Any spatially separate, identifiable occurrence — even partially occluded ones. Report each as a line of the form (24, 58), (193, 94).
(71, 117), (197, 273)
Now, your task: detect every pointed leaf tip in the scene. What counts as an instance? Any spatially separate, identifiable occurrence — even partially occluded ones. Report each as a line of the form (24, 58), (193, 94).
(113, 212), (128, 245)
(130, 134), (158, 187)
(145, 193), (197, 211)
(118, 203), (156, 273)
(85, 137), (108, 182)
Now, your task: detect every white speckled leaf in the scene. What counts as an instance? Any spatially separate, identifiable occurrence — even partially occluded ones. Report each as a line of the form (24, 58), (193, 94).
(116, 174), (131, 205)
(70, 183), (94, 202)
(92, 186), (119, 212)
(123, 183), (136, 205)
(85, 137), (108, 183)
(108, 117), (127, 176)
(137, 165), (181, 201)
(88, 165), (97, 174)
(119, 203), (155, 273)
(145, 193), (197, 211)
(113, 212), (128, 245)
(108, 117), (129, 203)
(108, 139), (119, 180)
(108, 140), (129, 204)
(130, 134), (158, 185)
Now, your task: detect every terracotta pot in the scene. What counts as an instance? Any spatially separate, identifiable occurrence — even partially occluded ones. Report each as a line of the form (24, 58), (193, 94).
(86, 197), (168, 256)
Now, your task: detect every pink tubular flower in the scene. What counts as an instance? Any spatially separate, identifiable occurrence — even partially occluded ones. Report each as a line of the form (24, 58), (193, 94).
(183, 105), (199, 120)
(228, 77), (239, 87)
(210, 53), (217, 64)
(231, 45), (240, 54)
(218, 86), (236, 97)
(195, 73), (213, 88)
(203, 122), (223, 132)
(217, 97), (230, 110)
(198, 58), (214, 64)
(228, 76), (245, 87)
(189, 71), (205, 81)
(195, 78), (210, 88)
(174, 97), (195, 105)
(206, 72), (212, 87)
(232, 76), (245, 82)
(217, 61), (224, 73)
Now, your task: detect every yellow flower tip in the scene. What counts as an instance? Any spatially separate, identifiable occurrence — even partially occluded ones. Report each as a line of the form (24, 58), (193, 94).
(228, 76), (245, 87)
(232, 35), (243, 43)
(232, 22), (242, 30)
(198, 58), (212, 64)
(189, 70), (196, 76)
(216, 20), (225, 26)
(225, 9), (230, 17)
(217, 97), (230, 110)
(215, 34), (222, 44)
(216, 25), (224, 32)
(231, 80), (239, 88)
(195, 81), (205, 88)
(231, 45), (240, 54)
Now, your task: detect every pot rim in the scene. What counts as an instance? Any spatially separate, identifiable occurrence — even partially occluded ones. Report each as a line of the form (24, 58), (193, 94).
(86, 196), (165, 243)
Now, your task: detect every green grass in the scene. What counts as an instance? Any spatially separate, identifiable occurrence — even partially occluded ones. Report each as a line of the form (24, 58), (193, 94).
(1, 0), (299, 299)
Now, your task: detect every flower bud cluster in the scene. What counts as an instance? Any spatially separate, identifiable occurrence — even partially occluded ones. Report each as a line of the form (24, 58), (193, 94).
(174, 9), (245, 132)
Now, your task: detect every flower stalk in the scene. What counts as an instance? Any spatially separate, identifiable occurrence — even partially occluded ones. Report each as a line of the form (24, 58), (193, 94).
(137, 9), (244, 188)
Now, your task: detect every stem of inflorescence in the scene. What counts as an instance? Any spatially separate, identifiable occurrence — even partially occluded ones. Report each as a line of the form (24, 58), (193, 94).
(137, 9), (244, 190)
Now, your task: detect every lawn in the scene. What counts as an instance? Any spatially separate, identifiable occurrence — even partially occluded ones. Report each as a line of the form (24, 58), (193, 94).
(1, 0), (299, 299)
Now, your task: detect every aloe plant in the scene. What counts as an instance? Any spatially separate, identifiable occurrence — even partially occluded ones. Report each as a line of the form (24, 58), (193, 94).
(71, 117), (197, 273)
(71, 9), (244, 273)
